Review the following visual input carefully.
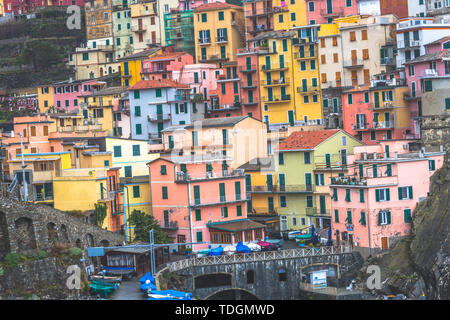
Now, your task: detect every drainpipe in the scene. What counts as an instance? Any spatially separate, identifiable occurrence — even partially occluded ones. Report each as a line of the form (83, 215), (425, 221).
(20, 133), (28, 202)
(187, 175), (194, 252)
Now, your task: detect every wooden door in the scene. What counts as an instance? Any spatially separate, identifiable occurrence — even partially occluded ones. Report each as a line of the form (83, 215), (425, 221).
(177, 234), (186, 254)
(381, 237), (388, 249)
(348, 234), (354, 249)
(351, 50), (357, 63)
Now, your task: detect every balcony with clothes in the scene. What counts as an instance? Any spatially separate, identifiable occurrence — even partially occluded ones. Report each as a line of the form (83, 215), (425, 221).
(272, 4), (289, 13)
(175, 169), (244, 183)
(247, 23), (274, 34)
(261, 77), (290, 87)
(330, 162), (398, 187)
(418, 68), (450, 79)
(369, 101), (395, 111)
(297, 85), (320, 95)
(261, 94), (291, 103)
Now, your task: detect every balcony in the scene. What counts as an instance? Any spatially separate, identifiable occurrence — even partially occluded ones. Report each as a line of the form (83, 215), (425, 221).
(261, 78), (290, 87)
(293, 51), (317, 60)
(148, 114), (171, 122)
(273, 5), (289, 13)
(343, 59), (364, 69)
(198, 38), (211, 45)
(247, 25), (274, 34)
(241, 99), (259, 106)
(148, 133), (162, 141)
(191, 194), (248, 207)
(330, 174), (398, 187)
(245, 8), (273, 17)
(261, 94), (291, 103)
(161, 221), (178, 230)
(239, 64), (257, 73)
(141, 67), (168, 74)
(372, 121), (394, 129)
(297, 86), (320, 94)
(320, 7), (344, 17)
(380, 57), (395, 65)
(251, 184), (314, 193)
(306, 207), (331, 217)
(198, 54), (228, 63)
(419, 69), (442, 78)
(397, 39), (421, 49)
(215, 36), (228, 44)
(111, 204), (124, 216)
(403, 93), (421, 101)
(207, 102), (241, 112)
(131, 25), (146, 33)
(241, 82), (258, 89)
(33, 192), (54, 202)
(216, 74), (239, 82)
(261, 64), (288, 72)
(175, 169), (244, 183)
(352, 122), (369, 131)
(370, 101), (395, 110)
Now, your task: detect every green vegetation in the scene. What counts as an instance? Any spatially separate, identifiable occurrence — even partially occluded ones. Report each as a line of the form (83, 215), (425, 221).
(4, 253), (21, 269)
(129, 210), (172, 244)
(94, 203), (108, 227)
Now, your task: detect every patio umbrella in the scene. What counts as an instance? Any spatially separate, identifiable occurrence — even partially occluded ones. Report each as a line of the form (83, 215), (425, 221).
(327, 228), (333, 246)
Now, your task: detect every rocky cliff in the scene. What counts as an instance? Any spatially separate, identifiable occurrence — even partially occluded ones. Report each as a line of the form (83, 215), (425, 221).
(359, 164), (449, 299)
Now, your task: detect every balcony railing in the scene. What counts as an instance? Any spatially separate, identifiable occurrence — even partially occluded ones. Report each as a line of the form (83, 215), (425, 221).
(261, 78), (290, 86)
(306, 207), (331, 216)
(111, 204), (124, 216)
(261, 95), (291, 103)
(245, 8), (273, 17)
(239, 65), (257, 73)
(420, 69), (439, 78)
(320, 7), (344, 17)
(261, 63), (288, 71)
(141, 67), (167, 74)
(191, 194), (248, 207)
(343, 59), (364, 68)
(215, 36), (228, 44)
(370, 101), (394, 110)
(293, 51), (317, 60)
(397, 39), (421, 49)
(241, 99), (259, 106)
(251, 185), (314, 193)
(175, 169), (244, 182)
(161, 221), (178, 230)
(380, 57), (395, 65)
(198, 38), (211, 45)
(34, 192), (54, 201)
(148, 114), (171, 122)
(297, 86), (320, 94)
(198, 54), (228, 62)
(131, 25), (146, 32)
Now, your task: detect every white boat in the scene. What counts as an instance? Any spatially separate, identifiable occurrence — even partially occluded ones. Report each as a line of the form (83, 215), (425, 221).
(223, 245), (236, 255)
(246, 242), (261, 252)
(288, 230), (302, 240)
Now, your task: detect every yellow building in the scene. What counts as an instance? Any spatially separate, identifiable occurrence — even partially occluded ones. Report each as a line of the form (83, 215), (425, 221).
(118, 46), (161, 87)
(291, 24), (323, 124)
(79, 86), (126, 136)
(8, 151), (72, 203)
(193, 2), (246, 65)
(272, 0), (306, 31)
(49, 109), (107, 137)
(37, 85), (55, 113)
(237, 157), (281, 232)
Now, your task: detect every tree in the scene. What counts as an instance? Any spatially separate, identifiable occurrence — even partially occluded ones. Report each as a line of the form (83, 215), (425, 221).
(19, 40), (60, 72)
(94, 203), (107, 228)
(128, 210), (172, 244)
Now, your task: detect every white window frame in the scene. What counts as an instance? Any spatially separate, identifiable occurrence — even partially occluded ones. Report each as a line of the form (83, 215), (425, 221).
(379, 188), (389, 201)
(399, 186), (412, 200)
(379, 211), (388, 225)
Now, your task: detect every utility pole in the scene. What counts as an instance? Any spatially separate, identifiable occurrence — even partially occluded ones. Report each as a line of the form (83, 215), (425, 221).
(19, 133), (28, 201)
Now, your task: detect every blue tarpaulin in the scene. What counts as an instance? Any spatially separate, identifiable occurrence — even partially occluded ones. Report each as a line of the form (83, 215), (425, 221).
(209, 246), (223, 256)
(139, 272), (155, 284)
(87, 247), (105, 257)
(140, 282), (157, 292)
(236, 242), (251, 254)
(147, 290), (193, 300)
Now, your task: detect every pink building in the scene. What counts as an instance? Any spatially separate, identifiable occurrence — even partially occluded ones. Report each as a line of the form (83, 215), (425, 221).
(404, 36), (450, 137)
(53, 79), (104, 112)
(148, 157), (265, 252)
(172, 63), (219, 102)
(141, 52), (194, 82)
(330, 140), (445, 253)
(113, 94), (131, 139)
(305, 0), (358, 25)
(177, 0), (225, 11)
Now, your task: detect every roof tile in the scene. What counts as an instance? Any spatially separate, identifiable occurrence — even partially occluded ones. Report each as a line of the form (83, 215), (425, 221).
(278, 129), (340, 151)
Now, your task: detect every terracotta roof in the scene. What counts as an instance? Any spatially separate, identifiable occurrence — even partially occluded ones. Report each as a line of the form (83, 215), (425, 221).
(278, 129), (340, 151)
(128, 79), (190, 90)
(194, 2), (243, 12)
(117, 46), (161, 61)
(145, 52), (187, 61)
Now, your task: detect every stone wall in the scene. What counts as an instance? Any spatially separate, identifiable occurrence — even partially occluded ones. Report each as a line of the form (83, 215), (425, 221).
(421, 115), (450, 157)
(0, 197), (124, 258)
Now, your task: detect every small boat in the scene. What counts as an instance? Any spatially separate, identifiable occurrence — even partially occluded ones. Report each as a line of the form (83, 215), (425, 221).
(209, 246), (223, 256)
(288, 230), (302, 240)
(147, 290), (193, 300)
(257, 240), (275, 251)
(197, 249), (210, 258)
(139, 272), (155, 284)
(246, 242), (261, 252)
(223, 245), (236, 255)
(295, 233), (312, 242)
(140, 280), (157, 292)
(236, 241), (251, 254)
(89, 280), (118, 299)
(91, 275), (122, 284)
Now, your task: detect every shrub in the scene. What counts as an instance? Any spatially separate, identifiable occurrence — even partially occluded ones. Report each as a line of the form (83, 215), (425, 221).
(68, 247), (82, 258)
(33, 250), (47, 260)
(0, 267), (4, 276)
(4, 253), (21, 269)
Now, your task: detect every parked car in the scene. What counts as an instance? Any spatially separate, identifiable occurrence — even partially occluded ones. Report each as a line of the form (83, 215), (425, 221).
(265, 232), (284, 249)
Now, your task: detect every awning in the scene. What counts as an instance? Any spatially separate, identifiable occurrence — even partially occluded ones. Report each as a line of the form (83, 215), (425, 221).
(207, 219), (265, 233)
(87, 247), (105, 257)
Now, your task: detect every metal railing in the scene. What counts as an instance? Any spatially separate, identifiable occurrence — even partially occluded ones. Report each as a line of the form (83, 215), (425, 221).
(261, 63), (288, 71)
(148, 114), (171, 122)
(306, 207), (331, 216)
(161, 221), (178, 229)
(297, 86), (320, 94)
(167, 246), (353, 272)
(261, 78), (290, 86)
(261, 95), (291, 103)
(343, 59), (364, 68)
(251, 184), (314, 193)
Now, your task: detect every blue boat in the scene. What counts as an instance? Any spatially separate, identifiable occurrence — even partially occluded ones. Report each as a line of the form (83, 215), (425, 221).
(147, 290), (193, 300)
(209, 246), (223, 256)
(140, 281), (157, 292)
(139, 272), (155, 284)
(236, 241), (251, 254)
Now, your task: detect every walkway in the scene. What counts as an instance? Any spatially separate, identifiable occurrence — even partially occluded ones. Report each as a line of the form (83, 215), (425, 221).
(109, 278), (147, 300)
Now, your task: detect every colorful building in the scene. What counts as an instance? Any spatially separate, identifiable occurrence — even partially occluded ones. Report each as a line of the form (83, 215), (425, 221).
(68, 46), (119, 81)
(272, 0), (306, 31)
(304, 0), (358, 25)
(147, 157), (265, 252)
(118, 46), (162, 87)
(243, 0), (274, 40)
(194, 2), (246, 66)
(85, 0), (114, 49)
(342, 78), (412, 144)
(141, 51), (194, 81)
(275, 129), (363, 231)
(161, 115), (268, 170)
(330, 141), (445, 253)
(128, 79), (201, 143)
(164, 9), (195, 57)
(112, 0), (134, 59)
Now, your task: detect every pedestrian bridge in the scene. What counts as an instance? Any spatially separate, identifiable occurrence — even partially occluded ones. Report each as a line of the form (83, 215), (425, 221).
(158, 246), (363, 300)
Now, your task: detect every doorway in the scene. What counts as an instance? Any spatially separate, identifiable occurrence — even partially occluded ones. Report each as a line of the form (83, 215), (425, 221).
(381, 237), (388, 249)
(177, 234), (186, 254)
